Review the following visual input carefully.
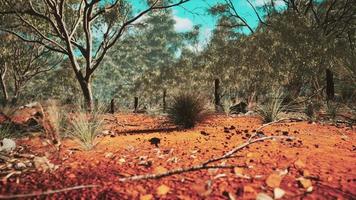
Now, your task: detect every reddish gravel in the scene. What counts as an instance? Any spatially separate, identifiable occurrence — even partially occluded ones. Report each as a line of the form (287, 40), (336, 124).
(1, 113), (355, 199)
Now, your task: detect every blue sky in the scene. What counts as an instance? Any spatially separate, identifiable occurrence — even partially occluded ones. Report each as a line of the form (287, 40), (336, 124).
(132, 0), (284, 46)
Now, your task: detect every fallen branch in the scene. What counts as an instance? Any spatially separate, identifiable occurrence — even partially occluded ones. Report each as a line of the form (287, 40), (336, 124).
(120, 135), (293, 182)
(203, 136), (292, 166)
(0, 185), (98, 199)
(119, 164), (244, 182)
(248, 118), (300, 142)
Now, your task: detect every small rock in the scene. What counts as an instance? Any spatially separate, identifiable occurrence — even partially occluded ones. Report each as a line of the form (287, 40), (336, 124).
(243, 185), (255, 193)
(200, 131), (209, 136)
(234, 167), (244, 176)
(266, 173), (283, 188)
(256, 193), (273, 200)
(156, 184), (170, 196)
(149, 137), (160, 147)
(33, 156), (58, 172)
(140, 194), (153, 200)
(14, 162), (27, 170)
(297, 177), (312, 189)
(105, 152), (115, 159)
(294, 159), (306, 169)
(154, 166), (168, 174)
(0, 138), (16, 152)
(274, 188), (285, 199)
(68, 173), (76, 179)
(118, 158), (126, 164)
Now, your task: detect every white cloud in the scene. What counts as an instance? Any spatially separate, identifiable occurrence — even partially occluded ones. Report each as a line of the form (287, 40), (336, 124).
(174, 16), (193, 32)
(252, 0), (285, 7)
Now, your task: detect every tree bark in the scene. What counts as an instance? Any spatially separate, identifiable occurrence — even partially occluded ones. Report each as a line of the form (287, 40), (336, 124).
(78, 77), (93, 111)
(214, 79), (221, 110)
(326, 69), (334, 101)
(110, 98), (115, 114)
(163, 89), (167, 112)
(0, 67), (8, 105)
(134, 97), (139, 113)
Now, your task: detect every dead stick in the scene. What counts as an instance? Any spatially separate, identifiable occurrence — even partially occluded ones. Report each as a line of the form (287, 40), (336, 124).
(203, 136), (292, 166)
(0, 185), (98, 199)
(119, 165), (243, 182)
(120, 136), (293, 182)
(248, 118), (297, 142)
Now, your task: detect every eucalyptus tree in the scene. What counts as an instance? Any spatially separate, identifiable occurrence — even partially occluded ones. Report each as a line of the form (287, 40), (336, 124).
(0, 0), (190, 110)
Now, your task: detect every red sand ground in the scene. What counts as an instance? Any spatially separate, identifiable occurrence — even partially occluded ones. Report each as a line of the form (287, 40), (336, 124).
(1, 113), (355, 199)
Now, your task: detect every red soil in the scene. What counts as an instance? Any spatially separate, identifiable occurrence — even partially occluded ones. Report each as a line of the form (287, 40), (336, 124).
(1, 114), (355, 199)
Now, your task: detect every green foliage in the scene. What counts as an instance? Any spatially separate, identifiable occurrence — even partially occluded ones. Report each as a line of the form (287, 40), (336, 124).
(46, 101), (68, 139)
(257, 90), (286, 123)
(326, 102), (340, 120)
(68, 106), (104, 150)
(167, 92), (207, 128)
(0, 124), (12, 140)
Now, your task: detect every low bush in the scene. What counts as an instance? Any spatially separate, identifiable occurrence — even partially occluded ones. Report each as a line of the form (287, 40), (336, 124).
(167, 92), (207, 128)
(257, 89), (286, 123)
(68, 106), (104, 150)
(0, 124), (12, 140)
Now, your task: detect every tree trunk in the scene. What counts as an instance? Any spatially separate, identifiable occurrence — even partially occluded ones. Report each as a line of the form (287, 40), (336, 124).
(0, 73), (8, 106)
(110, 98), (115, 114)
(326, 69), (334, 101)
(214, 79), (221, 110)
(163, 89), (167, 112)
(134, 97), (139, 113)
(78, 78), (93, 111)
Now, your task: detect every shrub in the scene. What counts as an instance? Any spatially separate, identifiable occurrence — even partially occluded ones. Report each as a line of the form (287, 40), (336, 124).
(68, 106), (104, 150)
(0, 124), (12, 140)
(46, 101), (67, 139)
(167, 92), (207, 128)
(257, 89), (286, 123)
(326, 101), (339, 120)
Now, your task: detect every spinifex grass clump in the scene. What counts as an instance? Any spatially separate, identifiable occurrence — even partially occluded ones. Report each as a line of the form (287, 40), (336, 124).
(257, 89), (286, 123)
(0, 124), (12, 140)
(69, 106), (104, 150)
(168, 92), (207, 128)
(326, 101), (340, 120)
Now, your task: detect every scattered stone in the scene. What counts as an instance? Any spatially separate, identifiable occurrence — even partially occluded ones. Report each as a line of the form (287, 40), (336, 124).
(140, 194), (153, 200)
(224, 127), (230, 133)
(0, 138), (16, 152)
(14, 162), (27, 170)
(297, 177), (312, 189)
(256, 193), (273, 200)
(230, 125), (236, 130)
(105, 152), (115, 159)
(243, 185), (255, 193)
(294, 159), (306, 169)
(118, 158), (126, 164)
(149, 137), (161, 147)
(154, 166), (168, 174)
(274, 188), (286, 199)
(156, 184), (170, 196)
(200, 131), (209, 136)
(33, 156), (58, 172)
(68, 173), (76, 179)
(266, 173), (283, 188)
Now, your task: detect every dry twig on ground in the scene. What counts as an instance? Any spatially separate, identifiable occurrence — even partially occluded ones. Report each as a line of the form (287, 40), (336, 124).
(0, 185), (98, 199)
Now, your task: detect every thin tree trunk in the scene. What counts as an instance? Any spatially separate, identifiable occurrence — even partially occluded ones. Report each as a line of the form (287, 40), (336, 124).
(0, 68), (8, 105)
(134, 97), (139, 113)
(163, 89), (167, 112)
(78, 78), (93, 111)
(214, 79), (221, 111)
(110, 98), (115, 114)
(326, 69), (334, 101)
